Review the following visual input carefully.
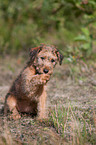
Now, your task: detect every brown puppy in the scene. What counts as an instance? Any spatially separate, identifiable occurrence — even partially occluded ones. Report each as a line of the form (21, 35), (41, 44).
(4, 44), (63, 119)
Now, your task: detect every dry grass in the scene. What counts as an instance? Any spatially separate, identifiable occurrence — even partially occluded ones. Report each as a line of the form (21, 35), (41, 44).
(50, 104), (96, 145)
(0, 57), (96, 144)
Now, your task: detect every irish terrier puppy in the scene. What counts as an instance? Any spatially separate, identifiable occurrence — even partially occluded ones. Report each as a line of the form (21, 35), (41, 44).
(4, 44), (63, 119)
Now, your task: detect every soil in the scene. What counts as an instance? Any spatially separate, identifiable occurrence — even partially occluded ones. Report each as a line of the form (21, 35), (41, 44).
(0, 57), (96, 144)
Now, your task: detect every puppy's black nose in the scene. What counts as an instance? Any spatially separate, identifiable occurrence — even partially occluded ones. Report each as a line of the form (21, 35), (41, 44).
(43, 69), (49, 74)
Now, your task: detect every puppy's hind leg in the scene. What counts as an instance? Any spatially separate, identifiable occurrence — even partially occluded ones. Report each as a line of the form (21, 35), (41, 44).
(4, 95), (21, 120)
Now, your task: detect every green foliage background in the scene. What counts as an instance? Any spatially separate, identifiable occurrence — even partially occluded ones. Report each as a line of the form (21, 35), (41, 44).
(0, 0), (96, 58)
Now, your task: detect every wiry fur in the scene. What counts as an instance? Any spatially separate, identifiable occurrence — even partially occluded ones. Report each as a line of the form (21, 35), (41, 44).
(4, 44), (63, 119)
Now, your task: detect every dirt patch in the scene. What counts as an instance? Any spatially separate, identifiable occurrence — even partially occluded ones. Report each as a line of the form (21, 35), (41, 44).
(0, 57), (96, 144)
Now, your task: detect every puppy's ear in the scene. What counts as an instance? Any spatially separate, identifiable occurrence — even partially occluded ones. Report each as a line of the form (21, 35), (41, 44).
(29, 46), (42, 62)
(55, 50), (64, 65)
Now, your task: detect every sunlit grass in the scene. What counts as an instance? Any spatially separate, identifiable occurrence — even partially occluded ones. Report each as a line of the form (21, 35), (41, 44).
(50, 103), (96, 145)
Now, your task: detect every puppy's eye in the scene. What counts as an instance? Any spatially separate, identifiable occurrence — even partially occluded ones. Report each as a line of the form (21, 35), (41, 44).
(41, 57), (45, 60)
(51, 59), (55, 63)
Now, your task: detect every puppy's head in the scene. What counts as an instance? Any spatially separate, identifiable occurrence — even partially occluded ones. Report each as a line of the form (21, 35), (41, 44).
(29, 44), (63, 75)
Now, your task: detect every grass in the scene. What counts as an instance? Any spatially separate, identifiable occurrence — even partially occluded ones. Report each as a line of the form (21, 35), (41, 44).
(0, 57), (96, 145)
(49, 103), (96, 145)
(0, 107), (96, 145)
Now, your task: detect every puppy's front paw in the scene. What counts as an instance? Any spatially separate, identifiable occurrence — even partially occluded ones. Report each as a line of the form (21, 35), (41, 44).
(40, 74), (50, 84)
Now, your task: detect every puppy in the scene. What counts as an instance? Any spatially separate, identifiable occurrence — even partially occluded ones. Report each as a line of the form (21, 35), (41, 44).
(4, 44), (63, 119)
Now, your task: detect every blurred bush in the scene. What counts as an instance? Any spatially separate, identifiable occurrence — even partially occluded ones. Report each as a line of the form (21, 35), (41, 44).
(0, 0), (96, 58)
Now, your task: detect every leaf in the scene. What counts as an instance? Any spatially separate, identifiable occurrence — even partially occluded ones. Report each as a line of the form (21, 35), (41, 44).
(82, 43), (90, 50)
(89, 1), (96, 6)
(74, 35), (88, 42)
(81, 27), (90, 36)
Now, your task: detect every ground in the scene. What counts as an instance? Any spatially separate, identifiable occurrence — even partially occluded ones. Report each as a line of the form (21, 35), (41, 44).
(0, 56), (96, 145)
